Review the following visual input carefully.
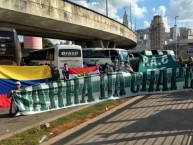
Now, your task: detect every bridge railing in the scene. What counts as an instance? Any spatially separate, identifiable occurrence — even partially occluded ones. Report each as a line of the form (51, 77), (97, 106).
(0, 0), (136, 42)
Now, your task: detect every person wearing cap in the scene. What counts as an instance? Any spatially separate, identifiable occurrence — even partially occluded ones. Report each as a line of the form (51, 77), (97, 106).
(7, 81), (22, 117)
(7, 81), (21, 98)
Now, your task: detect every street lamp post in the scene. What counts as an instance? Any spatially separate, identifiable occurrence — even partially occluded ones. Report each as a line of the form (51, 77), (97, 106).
(106, 0), (108, 17)
(175, 16), (179, 58)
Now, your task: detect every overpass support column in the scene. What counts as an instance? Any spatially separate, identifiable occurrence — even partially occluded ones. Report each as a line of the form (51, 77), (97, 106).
(103, 41), (109, 48)
(74, 41), (87, 48)
(108, 41), (116, 48)
(92, 40), (105, 48)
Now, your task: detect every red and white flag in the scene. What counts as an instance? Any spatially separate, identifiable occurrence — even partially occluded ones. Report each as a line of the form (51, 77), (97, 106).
(68, 66), (99, 79)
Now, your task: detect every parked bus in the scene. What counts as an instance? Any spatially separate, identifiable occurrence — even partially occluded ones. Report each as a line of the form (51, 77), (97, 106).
(0, 27), (22, 65)
(127, 49), (176, 72)
(82, 48), (129, 68)
(29, 45), (83, 78)
(128, 49), (175, 60)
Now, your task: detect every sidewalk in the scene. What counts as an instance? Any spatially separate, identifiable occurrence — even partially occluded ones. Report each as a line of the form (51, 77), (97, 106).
(0, 104), (91, 140)
(0, 95), (142, 141)
(43, 91), (193, 145)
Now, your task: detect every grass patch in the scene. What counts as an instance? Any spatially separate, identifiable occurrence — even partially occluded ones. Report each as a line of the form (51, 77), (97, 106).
(0, 98), (131, 145)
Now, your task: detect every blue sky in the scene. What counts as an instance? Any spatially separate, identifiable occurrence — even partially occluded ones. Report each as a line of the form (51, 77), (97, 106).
(68, 0), (193, 32)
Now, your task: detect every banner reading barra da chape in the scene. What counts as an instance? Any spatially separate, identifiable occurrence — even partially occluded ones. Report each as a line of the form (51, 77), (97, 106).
(11, 66), (193, 116)
(138, 54), (179, 72)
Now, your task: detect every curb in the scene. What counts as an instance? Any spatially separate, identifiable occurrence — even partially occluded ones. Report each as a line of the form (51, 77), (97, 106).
(42, 95), (144, 145)
(0, 104), (91, 141)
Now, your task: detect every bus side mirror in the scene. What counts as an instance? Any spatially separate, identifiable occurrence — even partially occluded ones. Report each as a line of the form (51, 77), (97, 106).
(127, 55), (130, 62)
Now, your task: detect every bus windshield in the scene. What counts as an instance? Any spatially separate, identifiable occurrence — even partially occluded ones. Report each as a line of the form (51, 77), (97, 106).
(0, 27), (21, 65)
(119, 50), (129, 62)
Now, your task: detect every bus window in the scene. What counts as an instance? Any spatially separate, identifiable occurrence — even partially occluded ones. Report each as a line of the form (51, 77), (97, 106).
(30, 45), (83, 78)
(82, 50), (92, 58)
(0, 27), (21, 65)
(162, 50), (168, 55)
(83, 48), (128, 67)
(30, 49), (55, 61)
(151, 50), (159, 55)
(91, 50), (109, 58)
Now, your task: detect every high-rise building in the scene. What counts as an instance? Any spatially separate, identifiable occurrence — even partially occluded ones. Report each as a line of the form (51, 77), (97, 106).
(170, 27), (180, 40)
(170, 27), (192, 40)
(135, 28), (151, 50)
(150, 15), (165, 50)
(123, 11), (128, 27)
(180, 27), (192, 39)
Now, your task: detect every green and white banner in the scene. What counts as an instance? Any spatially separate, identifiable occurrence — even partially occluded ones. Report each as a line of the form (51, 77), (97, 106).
(12, 67), (193, 116)
(139, 54), (179, 72)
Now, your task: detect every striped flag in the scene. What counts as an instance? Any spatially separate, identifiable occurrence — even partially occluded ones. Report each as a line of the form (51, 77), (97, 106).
(0, 65), (51, 108)
(68, 66), (99, 79)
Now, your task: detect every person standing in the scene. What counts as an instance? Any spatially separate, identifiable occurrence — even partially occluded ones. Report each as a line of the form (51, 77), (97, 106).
(187, 56), (193, 67)
(95, 61), (103, 72)
(52, 66), (60, 81)
(104, 62), (114, 74)
(7, 81), (21, 117)
(122, 61), (133, 73)
(62, 63), (69, 80)
(113, 61), (121, 72)
(178, 57), (185, 67)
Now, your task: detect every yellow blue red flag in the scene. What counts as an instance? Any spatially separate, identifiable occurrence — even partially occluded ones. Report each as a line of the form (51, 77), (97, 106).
(0, 65), (51, 108)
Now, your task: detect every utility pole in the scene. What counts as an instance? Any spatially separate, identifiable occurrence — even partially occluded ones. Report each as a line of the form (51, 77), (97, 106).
(175, 16), (179, 58)
(106, 0), (108, 17)
(130, 2), (132, 30)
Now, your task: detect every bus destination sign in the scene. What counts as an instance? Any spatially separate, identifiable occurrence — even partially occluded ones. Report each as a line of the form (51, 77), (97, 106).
(59, 49), (81, 57)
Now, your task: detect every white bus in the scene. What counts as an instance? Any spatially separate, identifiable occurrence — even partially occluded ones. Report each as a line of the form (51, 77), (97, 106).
(82, 48), (129, 68)
(29, 45), (83, 78)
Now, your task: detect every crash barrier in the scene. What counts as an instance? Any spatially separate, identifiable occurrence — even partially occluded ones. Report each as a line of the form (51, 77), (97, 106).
(12, 67), (192, 116)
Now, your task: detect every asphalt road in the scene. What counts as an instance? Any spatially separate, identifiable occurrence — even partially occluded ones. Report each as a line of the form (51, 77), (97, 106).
(45, 91), (193, 145)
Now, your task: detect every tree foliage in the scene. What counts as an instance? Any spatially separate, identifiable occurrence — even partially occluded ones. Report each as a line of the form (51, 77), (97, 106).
(43, 38), (54, 48)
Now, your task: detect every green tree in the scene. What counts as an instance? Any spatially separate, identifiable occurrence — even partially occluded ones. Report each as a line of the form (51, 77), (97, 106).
(42, 38), (54, 48)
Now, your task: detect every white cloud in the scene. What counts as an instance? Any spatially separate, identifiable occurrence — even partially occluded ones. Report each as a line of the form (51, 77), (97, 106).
(69, 0), (147, 23)
(169, 0), (193, 29)
(143, 21), (150, 28)
(152, 5), (170, 32)
(67, 0), (193, 31)
(162, 17), (170, 32)
(152, 8), (155, 12)
(153, 5), (166, 16)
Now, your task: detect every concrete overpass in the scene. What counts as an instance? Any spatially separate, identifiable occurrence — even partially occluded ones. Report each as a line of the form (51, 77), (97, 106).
(0, 0), (137, 48)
